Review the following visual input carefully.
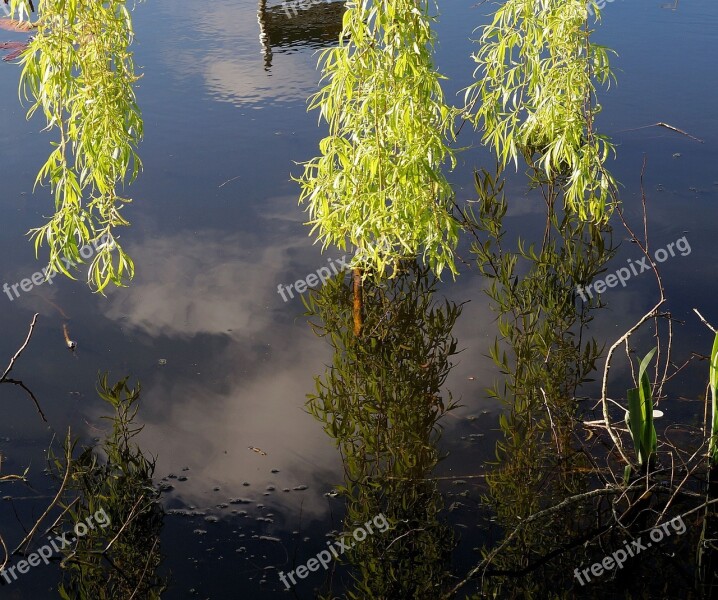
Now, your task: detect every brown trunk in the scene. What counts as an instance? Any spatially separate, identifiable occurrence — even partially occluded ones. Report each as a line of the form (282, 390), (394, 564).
(352, 267), (363, 337)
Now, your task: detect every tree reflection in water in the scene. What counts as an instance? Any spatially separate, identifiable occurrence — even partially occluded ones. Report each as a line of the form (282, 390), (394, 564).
(305, 262), (460, 598)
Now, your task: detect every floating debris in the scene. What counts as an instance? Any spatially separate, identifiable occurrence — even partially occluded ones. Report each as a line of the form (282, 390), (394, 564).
(249, 447), (267, 456)
(293, 485), (308, 491)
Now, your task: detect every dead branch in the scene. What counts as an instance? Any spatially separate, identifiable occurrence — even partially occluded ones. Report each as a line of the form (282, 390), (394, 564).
(0, 313), (47, 422)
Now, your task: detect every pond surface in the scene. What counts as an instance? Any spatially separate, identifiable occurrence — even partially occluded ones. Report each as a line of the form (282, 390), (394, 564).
(1, 1), (717, 598)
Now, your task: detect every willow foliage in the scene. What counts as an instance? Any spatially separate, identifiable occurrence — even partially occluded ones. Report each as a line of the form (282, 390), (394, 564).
(8, 0), (141, 292)
(466, 0), (616, 221)
(298, 0), (458, 278)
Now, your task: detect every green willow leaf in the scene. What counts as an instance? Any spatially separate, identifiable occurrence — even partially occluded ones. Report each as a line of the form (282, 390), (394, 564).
(298, 0), (458, 279)
(9, 0), (142, 293)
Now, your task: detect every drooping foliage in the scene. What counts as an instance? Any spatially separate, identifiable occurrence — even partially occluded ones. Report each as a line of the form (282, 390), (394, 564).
(298, 0), (458, 278)
(7, 0), (142, 292)
(466, 0), (617, 221)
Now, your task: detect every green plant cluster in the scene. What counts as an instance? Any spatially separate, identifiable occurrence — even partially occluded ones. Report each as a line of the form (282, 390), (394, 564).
(466, 0), (617, 221)
(624, 347), (658, 479)
(52, 375), (165, 599)
(8, 0), (142, 293)
(298, 0), (458, 278)
(709, 332), (718, 465)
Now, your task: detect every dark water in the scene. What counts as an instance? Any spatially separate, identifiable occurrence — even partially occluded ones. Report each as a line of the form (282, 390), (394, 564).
(1, 1), (717, 598)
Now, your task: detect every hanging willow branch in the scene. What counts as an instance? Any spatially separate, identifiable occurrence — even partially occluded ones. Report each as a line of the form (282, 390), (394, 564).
(466, 0), (617, 221)
(298, 0), (459, 278)
(7, 0), (142, 293)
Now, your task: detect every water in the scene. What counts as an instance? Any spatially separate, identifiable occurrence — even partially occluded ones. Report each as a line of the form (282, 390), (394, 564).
(1, 0), (717, 598)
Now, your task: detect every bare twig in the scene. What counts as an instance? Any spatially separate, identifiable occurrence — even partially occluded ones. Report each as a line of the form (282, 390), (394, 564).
(1, 313), (39, 381)
(128, 536), (159, 600)
(442, 487), (624, 598)
(0, 528), (8, 573)
(1, 378), (47, 422)
(12, 429), (73, 555)
(101, 494), (146, 554)
(600, 157), (666, 468)
(617, 122), (703, 143)
(0, 313), (47, 422)
(693, 309), (717, 334)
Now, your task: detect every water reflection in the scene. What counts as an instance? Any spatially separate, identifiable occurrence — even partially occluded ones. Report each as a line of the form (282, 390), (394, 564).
(257, 0), (345, 69)
(459, 169), (615, 596)
(54, 375), (165, 599)
(1, 374), (165, 598)
(305, 261), (459, 597)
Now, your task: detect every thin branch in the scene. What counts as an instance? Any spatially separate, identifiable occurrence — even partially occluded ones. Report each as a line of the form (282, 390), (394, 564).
(443, 487), (623, 598)
(693, 308), (717, 334)
(11, 429), (73, 555)
(0, 313), (47, 422)
(128, 536), (160, 600)
(2, 378), (47, 422)
(617, 122), (703, 143)
(1, 313), (39, 381)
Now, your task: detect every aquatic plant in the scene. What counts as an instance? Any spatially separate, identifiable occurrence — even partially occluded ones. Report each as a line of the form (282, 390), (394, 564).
(53, 374), (165, 599)
(298, 0), (458, 278)
(624, 347), (657, 479)
(466, 0), (617, 221)
(709, 332), (718, 465)
(5, 0), (142, 293)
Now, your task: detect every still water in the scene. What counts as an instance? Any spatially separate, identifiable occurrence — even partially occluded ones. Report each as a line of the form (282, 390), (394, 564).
(1, 0), (717, 598)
